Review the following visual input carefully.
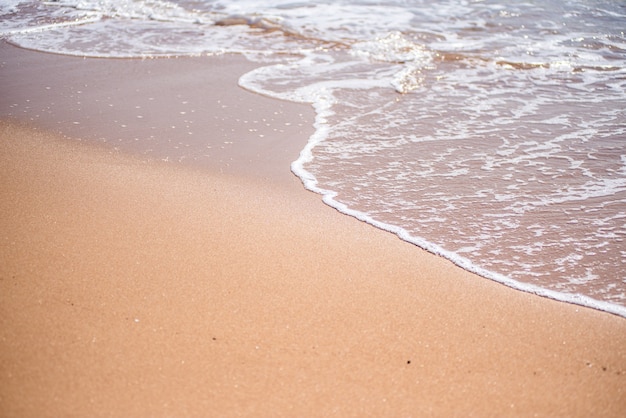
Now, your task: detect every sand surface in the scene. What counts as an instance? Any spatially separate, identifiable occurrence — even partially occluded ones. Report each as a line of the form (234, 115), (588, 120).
(1, 44), (625, 417)
(0, 42), (313, 184)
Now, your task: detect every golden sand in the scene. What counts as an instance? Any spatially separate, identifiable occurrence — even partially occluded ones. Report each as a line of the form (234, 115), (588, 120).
(1, 43), (625, 417)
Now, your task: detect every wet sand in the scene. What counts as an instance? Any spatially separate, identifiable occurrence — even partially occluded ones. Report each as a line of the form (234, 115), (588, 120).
(1, 43), (625, 417)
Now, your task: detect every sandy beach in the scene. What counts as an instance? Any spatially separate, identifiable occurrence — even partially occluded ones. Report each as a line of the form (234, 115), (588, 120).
(1, 43), (625, 417)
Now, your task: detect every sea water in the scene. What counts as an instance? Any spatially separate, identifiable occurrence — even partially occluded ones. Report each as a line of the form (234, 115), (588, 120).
(2, 0), (625, 317)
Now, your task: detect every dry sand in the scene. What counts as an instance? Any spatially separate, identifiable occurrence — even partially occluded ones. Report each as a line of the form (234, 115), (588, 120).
(1, 43), (625, 417)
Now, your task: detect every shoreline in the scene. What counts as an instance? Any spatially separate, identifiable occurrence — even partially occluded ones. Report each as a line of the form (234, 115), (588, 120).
(1, 44), (625, 416)
(0, 41), (315, 186)
(4, 41), (624, 319)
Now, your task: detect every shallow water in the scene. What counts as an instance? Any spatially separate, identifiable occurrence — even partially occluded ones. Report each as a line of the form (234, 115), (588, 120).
(2, 0), (625, 316)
